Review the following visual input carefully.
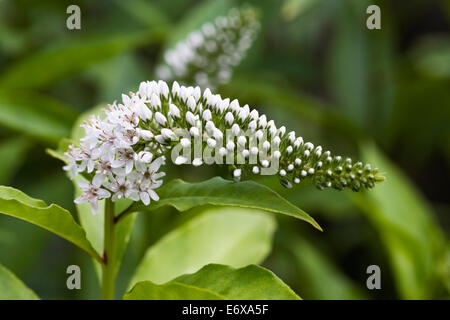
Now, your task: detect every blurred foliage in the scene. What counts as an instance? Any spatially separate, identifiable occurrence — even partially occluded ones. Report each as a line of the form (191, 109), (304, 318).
(0, 0), (448, 299)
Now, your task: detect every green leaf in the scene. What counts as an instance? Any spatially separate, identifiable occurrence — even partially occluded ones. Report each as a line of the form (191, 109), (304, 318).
(123, 177), (321, 230)
(0, 263), (39, 300)
(222, 73), (366, 141)
(0, 137), (31, 184)
(0, 91), (77, 143)
(125, 264), (300, 300)
(350, 143), (445, 299)
(129, 207), (276, 288)
(124, 282), (224, 300)
(0, 32), (157, 89)
(0, 186), (102, 263)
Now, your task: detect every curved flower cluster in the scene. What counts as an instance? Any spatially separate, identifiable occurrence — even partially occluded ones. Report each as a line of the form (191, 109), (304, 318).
(64, 80), (384, 213)
(156, 7), (259, 89)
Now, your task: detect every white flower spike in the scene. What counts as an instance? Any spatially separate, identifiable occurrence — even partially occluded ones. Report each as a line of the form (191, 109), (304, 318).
(64, 80), (384, 214)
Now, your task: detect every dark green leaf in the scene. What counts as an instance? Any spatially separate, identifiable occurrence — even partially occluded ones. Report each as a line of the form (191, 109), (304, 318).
(0, 186), (102, 263)
(123, 177), (321, 230)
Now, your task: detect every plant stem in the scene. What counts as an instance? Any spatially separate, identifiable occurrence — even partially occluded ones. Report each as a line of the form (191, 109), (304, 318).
(101, 198), (116, 300)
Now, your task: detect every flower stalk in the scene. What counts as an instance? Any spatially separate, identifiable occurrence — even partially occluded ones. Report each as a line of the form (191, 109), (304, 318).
(101, 198), (116, 300)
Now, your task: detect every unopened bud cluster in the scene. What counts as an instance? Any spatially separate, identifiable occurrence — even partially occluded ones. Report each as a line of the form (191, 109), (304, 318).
(156, 7), (259, 89)
(64, 80), (384, 213)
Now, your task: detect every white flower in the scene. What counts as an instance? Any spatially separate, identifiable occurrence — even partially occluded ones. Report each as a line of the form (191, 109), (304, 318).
(190, 127), (200, 137)
(237, 136), (246, 147)
(155, 112), (167, 126)
(207, 138), (216, 148)
(231, 123), (240, 136)
(136, 151), (153, 164)
(219, 147), (228, 156)
(180, 138), (191, 148)
(226, 141), (235, 151)
(74, 179), (111, 214)
(202, 109), (212, 121)
(138, 129), (154, 141)
(137, 180), (161, 205)
(187, 96), (196, 111)
(175, 156), (188, 165)
(233, 168), (241, 181)
(169, 104), (181, 118)
(111, 147), (136, 174)
(186, 111), (196, 126)
(150, 93), (161, 109)
(161, 128), (177, 141)
(225, 112), (234, 125)
(192, 158), (203, 166)
(104, 175), (139, 202)
(156, 7), (260, 89)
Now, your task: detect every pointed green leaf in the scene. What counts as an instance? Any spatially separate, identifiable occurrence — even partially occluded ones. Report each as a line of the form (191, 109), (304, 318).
(124, 177), (321, 230)
(0, 186), (102, 263)
(0, 263), (39, 300)
(129, 207), (276, 288)
(125, 264), (300, 300)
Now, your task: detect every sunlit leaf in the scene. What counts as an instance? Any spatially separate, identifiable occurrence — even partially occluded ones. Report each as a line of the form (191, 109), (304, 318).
(129, 207), (276, 288)
(125, 264), (300, 300)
